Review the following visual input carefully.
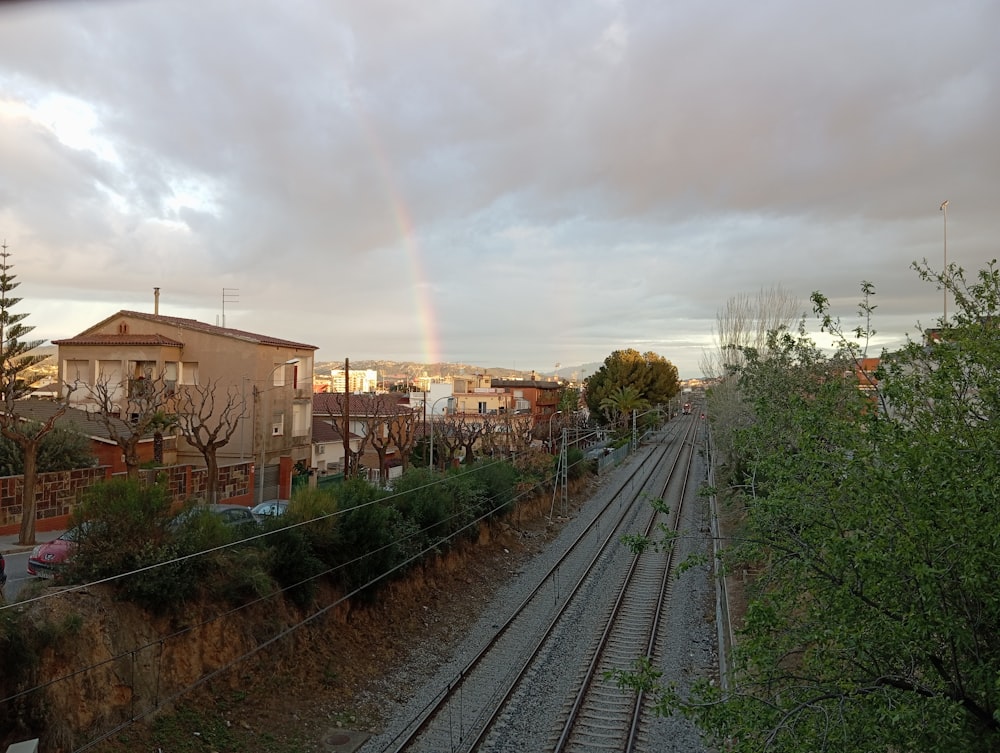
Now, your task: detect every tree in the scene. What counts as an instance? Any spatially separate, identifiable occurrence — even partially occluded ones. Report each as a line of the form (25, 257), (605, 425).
(173, 379), (243, 504)
(597, 385), (649, 429)
(0, 423), (94, 476)
(584, 349), (679, 423)
(0, 242), (71, 545)
(619, 263), (1000, 752)
(700, 286), (803, 467)
(384, 401), (418, 472)
(84, 370), (174, 478)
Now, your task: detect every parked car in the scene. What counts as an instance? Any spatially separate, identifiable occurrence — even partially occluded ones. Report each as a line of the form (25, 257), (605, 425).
(171, 504), (259, 531)
(1, 552), (6, 589)
(251, 501), (288, 520)
(27, 526), (87, 579)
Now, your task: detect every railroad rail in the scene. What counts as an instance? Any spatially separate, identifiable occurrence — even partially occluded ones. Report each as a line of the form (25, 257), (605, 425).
(375, 415), (703, 753)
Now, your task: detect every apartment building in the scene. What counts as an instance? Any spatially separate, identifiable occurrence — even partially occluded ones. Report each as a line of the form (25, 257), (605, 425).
(53, 305), (317, 500)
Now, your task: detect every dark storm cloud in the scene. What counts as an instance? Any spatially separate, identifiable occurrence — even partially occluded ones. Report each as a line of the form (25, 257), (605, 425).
(0, 0), (996, 376)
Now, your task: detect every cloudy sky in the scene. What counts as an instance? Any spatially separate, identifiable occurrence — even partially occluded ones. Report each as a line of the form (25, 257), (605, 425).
(1, 0), (996, 379)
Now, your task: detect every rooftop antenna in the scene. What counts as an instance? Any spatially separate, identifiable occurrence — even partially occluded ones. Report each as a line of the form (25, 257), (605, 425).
(222, 288), (239, 328)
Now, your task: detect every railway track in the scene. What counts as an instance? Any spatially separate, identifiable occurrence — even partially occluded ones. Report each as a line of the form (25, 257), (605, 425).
(549, 418), (698, 753)
(371, 415), (704, 753)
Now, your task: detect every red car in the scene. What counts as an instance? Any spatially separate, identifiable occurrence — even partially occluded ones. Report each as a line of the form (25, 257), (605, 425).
(27, 527), (84, 579)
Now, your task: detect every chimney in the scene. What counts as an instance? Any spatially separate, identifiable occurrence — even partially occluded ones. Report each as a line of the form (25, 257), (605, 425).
(154, 287), (160, 315)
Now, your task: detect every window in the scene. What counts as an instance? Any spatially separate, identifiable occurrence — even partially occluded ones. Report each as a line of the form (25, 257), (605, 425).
(271, 412), (285, 436)
(273, 364), (287, 387)
(478, 401), (487, 414)
(64, 359), (89, 385)
(97, 360), (123, 391)
(180, 362), (199, 385)
(292, 403), (309, 437)
(164, 362), (178, 394)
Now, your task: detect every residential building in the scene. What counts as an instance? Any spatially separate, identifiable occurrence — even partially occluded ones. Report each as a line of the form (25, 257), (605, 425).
(13, 398), (167, 473)
(329, 368), (379, 394)
(451, 374), (513, 415)
(53, 302), (316, 502)
(312, 392), (417, 483)
(488, 377), (564, 426)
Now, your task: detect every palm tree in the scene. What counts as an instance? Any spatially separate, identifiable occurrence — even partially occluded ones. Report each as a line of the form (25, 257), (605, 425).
(598, 385), (649, 429)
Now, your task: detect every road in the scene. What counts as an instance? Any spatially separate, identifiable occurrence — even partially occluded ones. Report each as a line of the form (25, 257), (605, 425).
(3, 550), (38, 602)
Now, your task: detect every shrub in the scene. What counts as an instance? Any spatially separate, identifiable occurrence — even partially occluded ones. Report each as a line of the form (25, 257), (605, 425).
(64, 479), (174, 589)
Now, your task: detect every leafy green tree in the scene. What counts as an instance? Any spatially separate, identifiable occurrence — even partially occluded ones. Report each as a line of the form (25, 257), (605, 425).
(0, 242), (71, 545)
(618, 263), (1000, 752)
(584, 349), (679, 423)
(598, 385), (649, 427)
(0, 423), (94, 476)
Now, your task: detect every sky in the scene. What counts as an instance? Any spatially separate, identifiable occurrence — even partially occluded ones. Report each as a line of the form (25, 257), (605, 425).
(1, 0), (997, 380)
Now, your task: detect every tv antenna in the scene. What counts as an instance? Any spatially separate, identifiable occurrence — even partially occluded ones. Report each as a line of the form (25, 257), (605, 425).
(222, 288), (239, 327)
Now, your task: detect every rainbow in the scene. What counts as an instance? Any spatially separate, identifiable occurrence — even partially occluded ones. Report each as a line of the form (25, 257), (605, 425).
(351, 94), (441, 365)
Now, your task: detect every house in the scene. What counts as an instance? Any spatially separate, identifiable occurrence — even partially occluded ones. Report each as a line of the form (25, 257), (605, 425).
(312, 392), (417, 482)
(52, 299), (317, 503)
(12, 398), (166, 473)
(484, 377), (564, 426)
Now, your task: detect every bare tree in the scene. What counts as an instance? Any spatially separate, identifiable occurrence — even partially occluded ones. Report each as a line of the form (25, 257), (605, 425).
(434, 412), (465, 469)
(358, 395), (392, 481)
(701, 285), (802, 470)
(0, 243), (71, 545)
(457, 415), (487, 464)
(173, 379), (243, 504)
(700, 285), (802, 379)
(381, 399), (419, 473)
(85, 371), (174, 478)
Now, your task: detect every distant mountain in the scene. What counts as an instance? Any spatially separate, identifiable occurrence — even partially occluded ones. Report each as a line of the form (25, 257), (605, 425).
(314, 360), (538, 381)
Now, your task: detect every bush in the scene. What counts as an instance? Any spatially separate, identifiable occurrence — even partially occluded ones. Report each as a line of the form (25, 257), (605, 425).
(64, 479), (174, 588)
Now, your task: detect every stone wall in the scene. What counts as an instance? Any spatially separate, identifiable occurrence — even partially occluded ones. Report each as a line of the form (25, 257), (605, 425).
(0, 461), (254, 534)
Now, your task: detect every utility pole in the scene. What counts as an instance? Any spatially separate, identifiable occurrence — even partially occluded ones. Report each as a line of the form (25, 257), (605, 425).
(343, 358), (351, 478)
(940, 200), (949, 322)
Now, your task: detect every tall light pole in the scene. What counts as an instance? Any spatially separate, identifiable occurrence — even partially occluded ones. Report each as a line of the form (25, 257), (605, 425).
(257, 358), (299, 504)
(547, 410), (562, 453)
(940, 199), (949, 322)
(428, 395), (451, 471)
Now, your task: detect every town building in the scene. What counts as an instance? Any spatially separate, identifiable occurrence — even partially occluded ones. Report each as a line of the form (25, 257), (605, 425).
(52, 298), (316, 502)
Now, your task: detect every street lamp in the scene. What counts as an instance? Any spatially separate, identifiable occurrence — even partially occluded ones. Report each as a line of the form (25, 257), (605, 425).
(257, 358), (299, 504)
(940, 199), (949, 322)
(548, 410), (562, 453)
(428, 395), (451, 471)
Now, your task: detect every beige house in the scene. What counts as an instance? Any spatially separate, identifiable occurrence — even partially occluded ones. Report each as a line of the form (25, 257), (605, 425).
(451, 374), (513, 415)
(53, 307), (317, 498)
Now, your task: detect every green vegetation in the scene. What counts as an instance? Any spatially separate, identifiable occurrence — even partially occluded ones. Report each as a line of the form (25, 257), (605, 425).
(0, 423), (95, 475)
(0, 243), (71, 545)
(615, 261), (1000, 752)
(60, 449), (583, 614)
(584, 349), (679, 427)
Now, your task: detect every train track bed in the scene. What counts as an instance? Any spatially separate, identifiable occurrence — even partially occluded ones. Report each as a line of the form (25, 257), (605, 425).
(359, 418), (718, 753)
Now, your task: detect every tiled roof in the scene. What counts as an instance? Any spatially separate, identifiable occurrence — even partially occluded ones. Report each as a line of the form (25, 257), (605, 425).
(11, 399), (154, 442)
(52, 333), (185, 347)
(489, 379), (563, 390)
(313, 392), (415, 416)
(54, 310), (317, 351)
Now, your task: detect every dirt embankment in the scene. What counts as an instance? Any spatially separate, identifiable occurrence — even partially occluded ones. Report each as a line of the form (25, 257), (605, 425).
(2, 478), (593, 752)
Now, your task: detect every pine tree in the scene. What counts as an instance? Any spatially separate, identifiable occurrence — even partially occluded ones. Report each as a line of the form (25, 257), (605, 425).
(0, 241), (68, 545)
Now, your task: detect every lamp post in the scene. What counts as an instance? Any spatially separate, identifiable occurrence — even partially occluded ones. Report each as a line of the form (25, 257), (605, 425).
(257, 358), (299, 505)
(940, 199), (949, 322)
(428, 395), (451, 471)
(547, 410), (562, 453)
